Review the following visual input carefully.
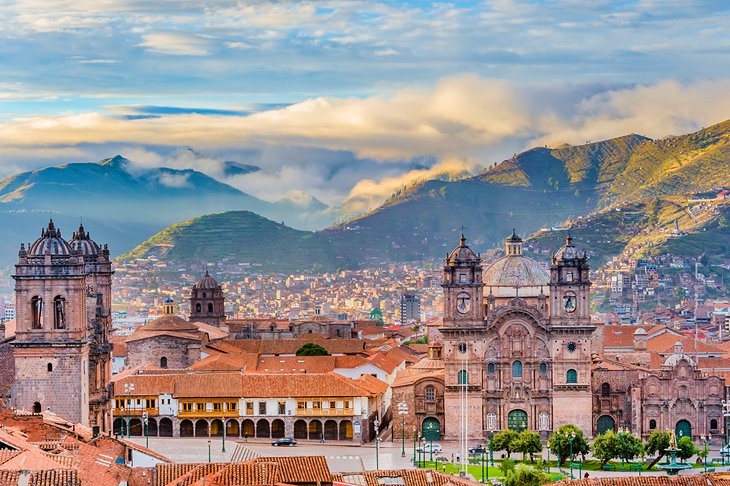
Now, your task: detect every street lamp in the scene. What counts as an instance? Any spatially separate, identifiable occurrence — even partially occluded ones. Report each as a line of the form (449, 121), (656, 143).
(420, 436), (426, 468)
(569, 432), (576, 479)
(142, 411), (149, 449)
(208, 438), (212, 463)
(701, 434), (711, 472)
(374, 419), (381, 471)
(398, 402), (408, 458)
(123, 383), (135, 438)
(488, 420), (495, 466)
(723, 400), (730, 466)
(413, 427), (418, 466)
(222, 417), (226, 453)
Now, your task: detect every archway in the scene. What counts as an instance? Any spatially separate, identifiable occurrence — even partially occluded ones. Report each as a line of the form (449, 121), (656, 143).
(256, 419), (270, 438)
(676, 420), (692, 439)
(32, 402), (41, 414)
(324, 420), (338, 440)
(422, 417), (441, 440)
(308, 420), (323, 440)
(508, 409), (528, 432)
(159, 418), (173, 437)
(113, 418), (126, 436)
(271, 419), (285, 438)
(210, 419), (223, 437)
(195, 419), (209, 437)
(226, 420), (240, 437)
(596, 415), (615, 435)
(242, 419), (255, 439)
(129, 419), (143, 436)
(294, 420), (308, 439)
(180, 420), (194, 437)
(147, 418), (158, 436)
(339, 420), (353, 440)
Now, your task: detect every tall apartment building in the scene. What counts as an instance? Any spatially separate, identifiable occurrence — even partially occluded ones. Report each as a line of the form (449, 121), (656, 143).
(399, 293), (420, 325)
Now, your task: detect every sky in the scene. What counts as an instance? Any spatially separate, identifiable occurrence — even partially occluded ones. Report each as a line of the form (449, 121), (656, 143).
(1, 0), (730, 214)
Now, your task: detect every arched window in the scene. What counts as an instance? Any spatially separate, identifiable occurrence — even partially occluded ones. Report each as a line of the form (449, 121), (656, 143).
(32, 402), (41, 414)
(711, 419), (718, 430)
(457, 370), (468, 385)
(601, 382), (610, 397)
(195, 303), (201, 313)
(31, 296), (43, 329)
(207, 302), (213, 313)
(539, 362), (547, 374)
(487, 363), (495, 374)
(53, 295), (65, 329)
(566, 369), (577, 384)
(649, 419), (657, 430)
(160, 357), (168, 369)
(512, 361), (523, 379)
(425, 386), (435, 401)
(203, 292), (207, 299)
(47, 363), (53, 372)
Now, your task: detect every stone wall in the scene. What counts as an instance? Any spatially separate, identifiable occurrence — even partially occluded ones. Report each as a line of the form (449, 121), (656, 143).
(126, 335), (199, 369)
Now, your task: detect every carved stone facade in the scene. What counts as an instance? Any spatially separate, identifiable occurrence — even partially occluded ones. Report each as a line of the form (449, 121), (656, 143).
(11, 221), (113, 432)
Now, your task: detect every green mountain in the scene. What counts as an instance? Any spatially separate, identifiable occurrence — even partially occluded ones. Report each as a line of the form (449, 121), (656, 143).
(122, 120), (730, 271)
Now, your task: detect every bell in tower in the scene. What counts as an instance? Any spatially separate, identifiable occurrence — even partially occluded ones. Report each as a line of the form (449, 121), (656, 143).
(442, 233), (484, 327)
(549, 233), (591, 322)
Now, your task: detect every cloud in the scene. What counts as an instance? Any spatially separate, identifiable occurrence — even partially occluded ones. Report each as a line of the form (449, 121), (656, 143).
(157, 171), (191, 188)
(138, 32), (213, 56)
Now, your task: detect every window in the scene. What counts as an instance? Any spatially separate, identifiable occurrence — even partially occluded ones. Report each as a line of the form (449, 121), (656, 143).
(278, 402), (286, 414)
(196, 402), (205, 411)
(344, 400), (351, 409)
(566, 272), (573, 282)
(649, 419), (657, 430)
(147, 399), (157, 409)
(329, 401), (336, 409)
(195, 303), (201, 313)
(457, 370), (468, 385)
(487, 363), (495, 374)
(47, 363), (53, 372)
(458, 342), (467, 353)
(566, 369), (577, 384)
(336, 329), (341, 337)
(459, 274), (466, 283)
(32, 402), (41, 414)
(601, 382), (610, 397)
(53, 295), (65, 329)
(203, 292), (207, 298)
(208, 302), (213, 313)
(213, 402), (222, 411)
(182, 403), (193, 412)
(115, 399), (123, 409)
(31, 296), (43, 329)
(246, 402), (254, 415)
(512, 361), (523, 379)
(313, 401), (321, 409)
(160, 356), (168, 369)
(539, 362), (547, 374)
(425, 386), (435, 401)
(711, 419), (718, 430)
(259, 402), (267, 415)
(297, 401), (306, 410)
(229, 402), (238, 411)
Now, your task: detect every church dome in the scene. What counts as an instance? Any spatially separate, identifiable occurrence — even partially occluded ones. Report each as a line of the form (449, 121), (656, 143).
(482, 230), (549, 297)
(28, 220), (72, 256)
(446, 234), (479, 265)
(193, 270), (219, 289)
(552, 234), (584, 262)
(69, 223), (100, 256)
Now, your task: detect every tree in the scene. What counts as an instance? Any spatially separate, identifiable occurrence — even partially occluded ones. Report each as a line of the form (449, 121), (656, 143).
(295, 342), (329, 356)
(593, 431), (619, 466)
(645, 430), (671, 469)
(616, 430), (644, 466)
(504, 464), (547, 486)
(549, 424), (589, 465)
(677, 436), (696, 462)
(493, 430), (520, 458)
(514, 430), (543, 462)
(500, 458), (516, 476)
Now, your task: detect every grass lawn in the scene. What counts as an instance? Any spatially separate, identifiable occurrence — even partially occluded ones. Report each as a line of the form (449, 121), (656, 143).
(416, 461), (565, 482)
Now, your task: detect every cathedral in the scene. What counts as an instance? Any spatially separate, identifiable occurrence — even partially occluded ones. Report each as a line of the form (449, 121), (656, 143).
(11, 221), (113, 434)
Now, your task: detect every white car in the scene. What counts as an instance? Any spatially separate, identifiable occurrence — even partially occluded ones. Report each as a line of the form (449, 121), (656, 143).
(418, 443), (442, 453)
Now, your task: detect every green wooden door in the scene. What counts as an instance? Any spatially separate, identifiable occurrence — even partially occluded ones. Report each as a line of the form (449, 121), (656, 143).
(596, 415), (616, 435)
(675, 420), (692, 439)
(422, 417), (441, 440)
(508, 410), (528, 432)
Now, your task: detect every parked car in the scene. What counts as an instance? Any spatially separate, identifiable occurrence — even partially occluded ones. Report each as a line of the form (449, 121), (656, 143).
(418, 443), (442, 453)
(272, 437), (297, 447)
(469, 444), (487, 454)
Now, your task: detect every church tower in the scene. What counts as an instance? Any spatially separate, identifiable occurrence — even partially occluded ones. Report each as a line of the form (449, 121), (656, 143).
(441, 234), (485, 439)
(12, 221), (91, 425)
(189, 270), (226, 327)
(548, 234), (595, 433)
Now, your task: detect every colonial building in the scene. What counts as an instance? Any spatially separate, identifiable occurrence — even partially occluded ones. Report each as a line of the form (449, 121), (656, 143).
(189, 270), (226, 327)
(11, 221), (113, 433)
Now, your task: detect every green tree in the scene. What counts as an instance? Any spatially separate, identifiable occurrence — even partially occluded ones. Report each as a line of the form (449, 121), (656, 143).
(500, 458), (516, 476)
(493, 430), (520, 458)
(592, 431), (619, 466)
(549, 425), (589, 465)
(616, 430), (644, 467)
(503, 464), (547, 486)
(295, 342), (329, 356)
(677, 436), (696, 462)
(514, 430), (543, 462)
(644, 430), (671, 469)
(674, 287), (687, 302)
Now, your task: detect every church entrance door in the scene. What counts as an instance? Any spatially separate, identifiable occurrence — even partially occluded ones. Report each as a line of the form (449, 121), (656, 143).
(596, 415), (615, 435)
(675, 420), (692, 440)
(422, 417), (441, 440)
(508, 410), (528, 432)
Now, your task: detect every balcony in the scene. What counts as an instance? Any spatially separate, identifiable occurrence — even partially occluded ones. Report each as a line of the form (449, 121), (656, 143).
(112, 407), (158, 417)
(296, 408), (354, 417)
(178, 409), (240, 418)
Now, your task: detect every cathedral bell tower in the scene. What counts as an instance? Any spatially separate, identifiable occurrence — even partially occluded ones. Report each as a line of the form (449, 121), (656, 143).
(548, 234), (595, 433)
(189, 270), (226, 327)
(442, 234), (484, 326)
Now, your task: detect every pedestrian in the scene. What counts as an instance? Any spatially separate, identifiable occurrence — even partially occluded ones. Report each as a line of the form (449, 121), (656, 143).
(244, 432), (248, 442)
(320, 434), (325, 443)
(456, 452), (460, 464)
(584, 472), (589, 479)
(451, 453), (454, 463)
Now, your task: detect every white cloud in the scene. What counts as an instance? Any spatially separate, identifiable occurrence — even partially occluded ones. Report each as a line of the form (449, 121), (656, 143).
(157, 172), (191, 188)
(138, 32), (212, 56)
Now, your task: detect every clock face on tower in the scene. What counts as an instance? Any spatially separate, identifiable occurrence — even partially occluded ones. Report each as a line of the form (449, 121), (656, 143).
(457, 293), (471, 314)
(563, 292), (577, 313)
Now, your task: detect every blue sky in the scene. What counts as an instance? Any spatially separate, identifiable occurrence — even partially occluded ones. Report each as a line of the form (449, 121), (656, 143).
(1, 0), (730, 212)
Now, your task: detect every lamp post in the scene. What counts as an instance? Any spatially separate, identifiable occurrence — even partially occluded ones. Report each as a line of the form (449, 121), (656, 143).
(375, 419), (382, 470)
(222, 417), (226, 453)
(546, 443), (551, 474)
(701, 434), (711, 472)
(421, 436), (426, 468)
(569, 432), (576, 479)
(427, 421), (437, 463)
(723, 400), (730, 466)
(123, 383), (135, 438)
(208, 438), (212, 463)
(413, 427), (418, 466)
(488, 421), (495, 467)
(481, 450), (486, 483)
(142, 411), (149, 449)
(398, 402), (408, 458)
